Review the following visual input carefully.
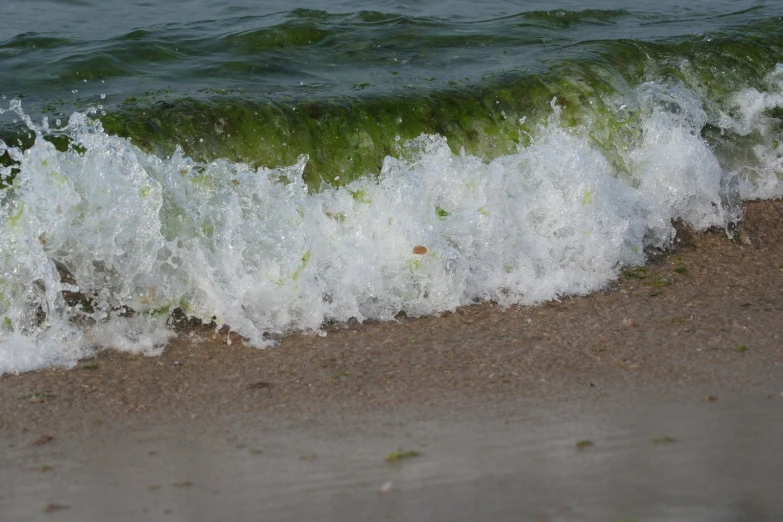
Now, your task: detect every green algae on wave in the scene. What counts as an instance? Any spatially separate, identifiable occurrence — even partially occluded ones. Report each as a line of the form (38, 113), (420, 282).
(2, 19), (782, 193)
(91, 27), (782, 189)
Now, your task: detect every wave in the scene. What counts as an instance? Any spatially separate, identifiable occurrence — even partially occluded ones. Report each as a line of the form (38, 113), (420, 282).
(1, 59), (782, 373)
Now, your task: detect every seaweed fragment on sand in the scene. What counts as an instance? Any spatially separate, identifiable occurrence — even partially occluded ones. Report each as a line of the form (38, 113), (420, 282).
(385, 450), (421, 463)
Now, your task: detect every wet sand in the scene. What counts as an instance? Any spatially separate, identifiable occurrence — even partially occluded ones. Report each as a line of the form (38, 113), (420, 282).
(1, 200), (782, 521)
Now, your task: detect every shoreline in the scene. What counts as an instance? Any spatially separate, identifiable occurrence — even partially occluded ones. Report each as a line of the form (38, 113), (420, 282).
(1, 200), (782, 431)
(1, 199), (782, 521)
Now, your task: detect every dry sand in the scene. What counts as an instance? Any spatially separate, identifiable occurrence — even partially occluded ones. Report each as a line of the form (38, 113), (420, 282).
(1, 200), (782, 521)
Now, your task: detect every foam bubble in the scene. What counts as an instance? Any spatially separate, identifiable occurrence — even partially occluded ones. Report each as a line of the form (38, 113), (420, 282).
(715, 64), (783, 199)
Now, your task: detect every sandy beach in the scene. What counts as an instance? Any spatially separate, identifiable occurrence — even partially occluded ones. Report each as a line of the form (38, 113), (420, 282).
(1, 200), (782, 521)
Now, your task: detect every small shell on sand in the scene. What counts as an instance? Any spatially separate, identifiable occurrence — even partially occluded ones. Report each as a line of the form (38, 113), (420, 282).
(413, 246), (428, 255)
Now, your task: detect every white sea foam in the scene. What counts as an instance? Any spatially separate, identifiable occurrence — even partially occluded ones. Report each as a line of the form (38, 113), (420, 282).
(1, 69), (782, 374)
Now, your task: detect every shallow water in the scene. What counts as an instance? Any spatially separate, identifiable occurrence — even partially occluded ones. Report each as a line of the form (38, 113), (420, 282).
(1, 0), (783, 372)
(2, 392), (782, 521)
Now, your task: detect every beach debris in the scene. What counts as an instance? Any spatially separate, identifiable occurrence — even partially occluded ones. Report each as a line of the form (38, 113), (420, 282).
(733, 345), (748, 353)
(621, 267), (647, 279)
(44, 503), (69, 514)
(171, 481), (193, 488)
(246, 381), (273, 390)
(412, 245), (428, 255)
(33, 465), (53, 472)
(31, 435), (54, 446)
(575, 440), (594, 450)
(622, 317), (635, 327)
(331, 370), (352, 380)
(21, 392), (53, 403)
(700, 395), (718, 403)
(643, 277), (671, 288)
(81, 363), (99, 371)
(378, 481), (394, 494)
(673, 266), (688, 275)
(651, 436), (676, 445)
(385, 449), (421, 463)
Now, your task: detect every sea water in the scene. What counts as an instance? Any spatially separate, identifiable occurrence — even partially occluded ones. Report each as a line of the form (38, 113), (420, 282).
(1, 0), (782, 373)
